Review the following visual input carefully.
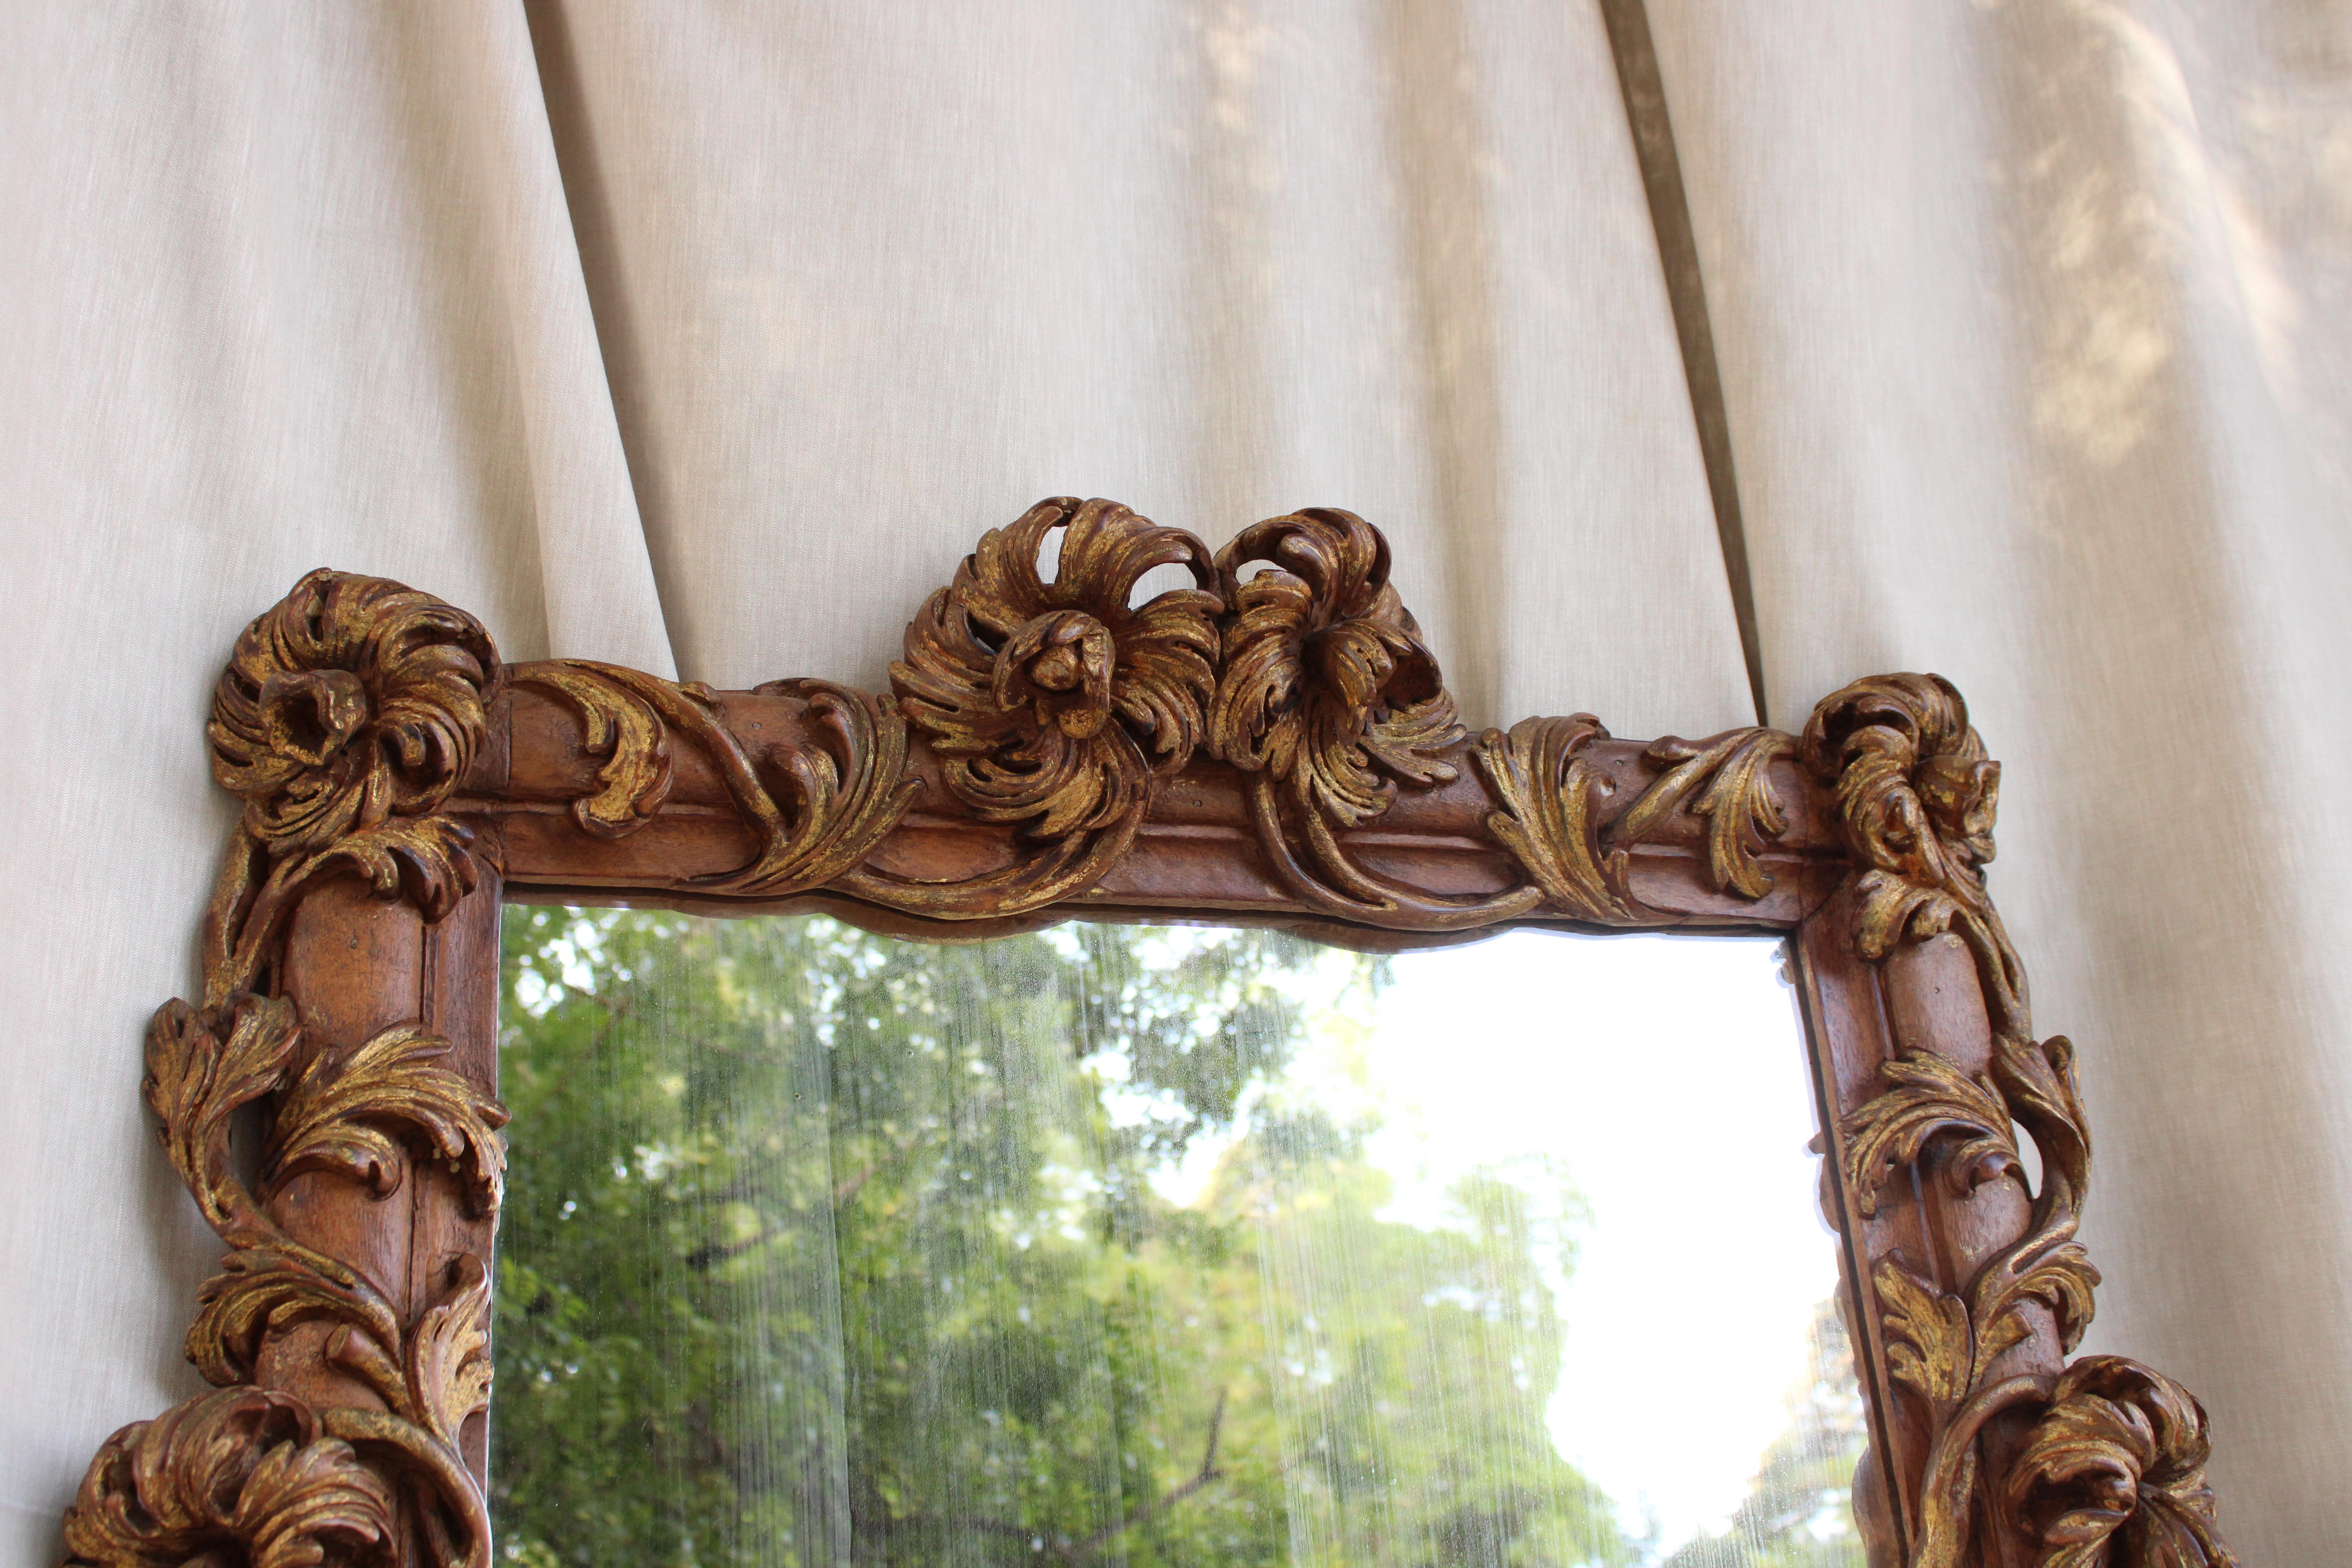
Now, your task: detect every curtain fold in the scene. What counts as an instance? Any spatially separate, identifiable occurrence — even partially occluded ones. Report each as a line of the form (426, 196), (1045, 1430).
(1650, 5), (2352, 1559)
(454, 0), (676, 679)
(0, 8), (655, 1557)
(2, 1), (2343, 1563)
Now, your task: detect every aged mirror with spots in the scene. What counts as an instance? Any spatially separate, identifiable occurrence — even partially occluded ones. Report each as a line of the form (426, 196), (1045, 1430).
(490, 909), (1855, 1566)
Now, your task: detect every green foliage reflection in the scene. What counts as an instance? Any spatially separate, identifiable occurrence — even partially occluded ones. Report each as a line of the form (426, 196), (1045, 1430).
(490, 908), (1858, 1568)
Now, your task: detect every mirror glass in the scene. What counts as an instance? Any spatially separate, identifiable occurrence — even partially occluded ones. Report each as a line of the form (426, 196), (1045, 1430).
(491, 907), (1864, 1568)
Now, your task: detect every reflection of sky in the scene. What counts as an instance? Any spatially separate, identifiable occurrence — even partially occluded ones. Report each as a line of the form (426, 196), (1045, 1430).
(1161, 927), (1838, 1555)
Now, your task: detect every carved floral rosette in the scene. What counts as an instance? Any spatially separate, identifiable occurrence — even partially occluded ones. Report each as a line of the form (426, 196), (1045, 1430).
(845, 495), (1223, 916)
(62, 513), (2236, 1568)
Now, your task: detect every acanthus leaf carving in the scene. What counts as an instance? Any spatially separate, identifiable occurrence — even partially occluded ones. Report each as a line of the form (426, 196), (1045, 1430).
(312, 1258), (497, 1568)
(65, 568), (516, 1568)
(61, 1387), (398, 1568)
(1870, 1254), (1978, 1416)
(264, 1022), (510, 1219)
(1839, 1049), (2022, 1217)
(142, 995), (410, 1390)
(187, 1241), (406, 1393)
(143, 995), (302, 1245)
(1476, 718), (1802, 925)
(1613, 727), (1798, 898)
(1811, 674), (2224, 1568)
(510, 662), (918, 898)
(109, 977), (503, 1568)
(2005, 1357), (2236, 1568)
(1475, 715), (1633, 922)
(71, 548), (2246, 1568)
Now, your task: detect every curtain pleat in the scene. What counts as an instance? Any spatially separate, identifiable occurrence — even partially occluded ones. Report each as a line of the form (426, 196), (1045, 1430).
(1651, 5), (2352, 1559)
(519, 0), (1749, 737)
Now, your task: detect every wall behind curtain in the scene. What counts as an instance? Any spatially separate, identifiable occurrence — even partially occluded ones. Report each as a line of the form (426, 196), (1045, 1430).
(2, 1), (2343, 1564)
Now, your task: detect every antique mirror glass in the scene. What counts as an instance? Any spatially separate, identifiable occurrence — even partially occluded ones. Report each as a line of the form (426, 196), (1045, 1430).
(488, 909), (1860, 1567)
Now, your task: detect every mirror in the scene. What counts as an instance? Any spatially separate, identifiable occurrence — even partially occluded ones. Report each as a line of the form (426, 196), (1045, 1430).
(65, 556), (2230, 1568)
(491, 907), (1861, 1567)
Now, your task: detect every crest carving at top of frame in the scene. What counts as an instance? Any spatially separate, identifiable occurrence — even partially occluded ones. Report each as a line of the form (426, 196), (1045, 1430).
(842, 497), (1813, 927)
(193, 502), (1818, 935)
(843, 497), (1223, 914)
(57, 499), (2238, 1568)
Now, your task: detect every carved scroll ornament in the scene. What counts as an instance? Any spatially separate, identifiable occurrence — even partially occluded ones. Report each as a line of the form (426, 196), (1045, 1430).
(202, 570), (499, 1009)
(1807, 676), (2235, 1568)
(1194, 505), (1803, 930)
(510, 660), (916, 898)
(69, 573), (510, 1568)
(62, 511), (2235, 1568)
(493, 499), (1808, 928)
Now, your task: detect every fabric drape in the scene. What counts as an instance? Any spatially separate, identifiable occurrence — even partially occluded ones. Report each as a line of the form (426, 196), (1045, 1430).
(1, 2), (2341, 1563)
(1651, 7), (2352, 1562)
(520, 0), (1751, 733)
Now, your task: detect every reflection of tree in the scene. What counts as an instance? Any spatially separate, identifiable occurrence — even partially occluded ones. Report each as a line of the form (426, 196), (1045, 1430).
(490, 909), (1635, 1567)
(1659, 1298), (1865, 1568)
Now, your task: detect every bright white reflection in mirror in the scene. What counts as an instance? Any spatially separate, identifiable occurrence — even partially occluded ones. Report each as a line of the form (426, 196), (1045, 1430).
(495, 909), (1862, 1568)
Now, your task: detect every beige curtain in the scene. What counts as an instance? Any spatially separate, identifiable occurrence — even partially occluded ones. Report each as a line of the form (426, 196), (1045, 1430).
(1651, 7), (2352, 1563)
(0, 2), (2339, 1561)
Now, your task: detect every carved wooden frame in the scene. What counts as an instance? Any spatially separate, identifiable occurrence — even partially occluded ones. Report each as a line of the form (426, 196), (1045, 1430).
(62, 499), (2234, 1568)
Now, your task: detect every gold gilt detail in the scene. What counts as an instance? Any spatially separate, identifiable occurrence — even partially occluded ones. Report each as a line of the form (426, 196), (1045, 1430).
(510, 661), (917, 898)
(64, 537), (2242, 1568)
(844, 497), (1222, 917)
(1474, 719), (1798, 924)
(62, 1388), (399, 1568)
(1810, 675), (2233, 1568)
(2007, 1357), (2231, 1568)
(203, 570), (498, 1009)
(65, 572), (510, 1568)
(1208, 509), (1543, 929)
(67, 995), (504, 1568)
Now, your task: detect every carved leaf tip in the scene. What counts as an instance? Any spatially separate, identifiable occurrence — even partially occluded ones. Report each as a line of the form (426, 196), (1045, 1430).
(143, 995), (304, 1245)
(263, 1022), (510, 1217)
(1475, 715), (1633, 923)
(187, 1241), (405, 1394)
(514, 663), (919, 902)
(1871, 1254), (1976, 1412)
(1628, 728), (1797, 898)
(1839, 1049), (2022, 1218)
(406, 1254), (496, 1449)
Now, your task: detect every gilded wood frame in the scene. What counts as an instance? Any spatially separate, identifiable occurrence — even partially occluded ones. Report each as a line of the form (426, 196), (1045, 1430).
(62, 501), (2235, 1568)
